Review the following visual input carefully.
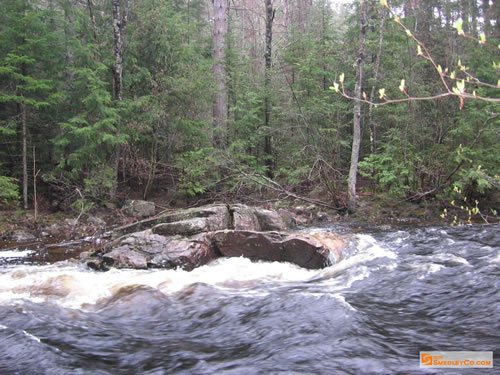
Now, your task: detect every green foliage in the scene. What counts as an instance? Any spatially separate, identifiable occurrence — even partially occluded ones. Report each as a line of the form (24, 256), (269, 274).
(0, 0), (60, 107)
(359, 133), (418, 198)
(0, 176), (20, 205)
(0, 0), (497, 217)
(82, 166), (117, 204)
(175, 148), (220, 197)
(54, 64), (122, 178)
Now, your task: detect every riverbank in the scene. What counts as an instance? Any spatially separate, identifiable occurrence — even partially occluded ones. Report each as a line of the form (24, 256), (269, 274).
(0, 191), (497, 246)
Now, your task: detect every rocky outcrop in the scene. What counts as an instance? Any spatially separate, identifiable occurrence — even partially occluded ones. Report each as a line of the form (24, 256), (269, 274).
(8, 230), (37, 242)
(85, 204), (344, 271)
(122, 200), (156, 218)
(149, 233), (217, 270)
(113, 204), (230, 238)
(229, 204), (292, 231)
(87, 230), (219, 271)
(153, 205), (230, 236)
(213, 230), (342, 269)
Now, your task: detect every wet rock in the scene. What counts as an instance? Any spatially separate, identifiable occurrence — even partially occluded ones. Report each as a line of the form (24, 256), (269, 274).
(46, 224), (62, 237)
(122, 200), (156, 218)
(153, 206), (230, 236)
(253, 207), (288, 231)
(113, 204), (230, 238)
(10, 230), (37, 242)
(213, 230), (343, 269)
(91, 230), (217, 271)
(229, 204), (289, 231)
(112, 229), (170, 255)
(85, 204), (346, 271)
(79, 251), (92, 260)
(230, 204), (261, 231)
(214, 230), (284, 261)
(64, 218), (78, 227)
(277, 209), (297, 228)
(86, 216), (106, 228)
(103, 248), (148, 269)
(149, 233), (217, 271)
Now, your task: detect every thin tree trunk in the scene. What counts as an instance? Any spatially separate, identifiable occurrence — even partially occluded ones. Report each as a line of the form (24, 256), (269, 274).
(33, 146), (38, 221)
(284, 0), (289, 38)
(264, 0), (275, 176)
(471, 0), (478, 37)
(347, 0), (367, 213)
(87, 0), (98, 46)
(111, 0), (128, 198)
(368, 9), (386, 157)
(21, 102), (28, 210)
(212, 0), (228, 149)
(482, 0), (491, 36)
(321, 0), (328, 91)
(112, 0), (128, 102)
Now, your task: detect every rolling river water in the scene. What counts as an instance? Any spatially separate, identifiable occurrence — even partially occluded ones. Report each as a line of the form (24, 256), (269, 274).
(0, 224), (498, 374)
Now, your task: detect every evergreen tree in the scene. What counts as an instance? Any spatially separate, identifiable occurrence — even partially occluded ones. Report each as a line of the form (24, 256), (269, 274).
(0, 0), (62, 208)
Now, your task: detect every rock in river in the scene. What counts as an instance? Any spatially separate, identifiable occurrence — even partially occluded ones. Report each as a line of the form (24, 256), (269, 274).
(85, 204), (344, 271)
(213, 230), (343, 269)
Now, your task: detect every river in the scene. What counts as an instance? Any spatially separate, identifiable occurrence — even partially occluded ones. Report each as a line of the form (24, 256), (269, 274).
(0, 224), (498, 374)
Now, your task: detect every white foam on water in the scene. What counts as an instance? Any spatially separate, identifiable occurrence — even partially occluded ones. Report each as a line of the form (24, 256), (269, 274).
(313, 234), (398, 294)
(319, 234), (396, 278)
(0, 250), (35, 258)
(413, 263), (445, 279)
(430, 253), (470, 266)
(0, 258), (322, 309)
(0, 324), (7, 330)
(22, 330), (41, 343)
(333, 294), (357, 312)
(490, 251), (500, 264)
(0, 233), (398, 310)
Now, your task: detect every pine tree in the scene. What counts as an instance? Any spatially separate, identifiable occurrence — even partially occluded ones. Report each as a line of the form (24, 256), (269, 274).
(0, 0), (61, 208)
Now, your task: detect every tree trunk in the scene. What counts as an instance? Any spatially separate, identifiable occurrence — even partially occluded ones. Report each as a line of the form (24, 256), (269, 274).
(111, 0), (128, 198)
(482, 0), (491, 35)
(21, 102), (28, 210)
(368, 8), (386, 157)
(87, 0), (98, 47)
(264, 0), (274, 176)
(347, 0), (367, 213)
(212, 0), (228, 149)
(112, 0), (128, 102)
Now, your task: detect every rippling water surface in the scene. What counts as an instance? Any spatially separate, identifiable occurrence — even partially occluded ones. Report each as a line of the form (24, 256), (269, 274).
(0, 224), (498, 374)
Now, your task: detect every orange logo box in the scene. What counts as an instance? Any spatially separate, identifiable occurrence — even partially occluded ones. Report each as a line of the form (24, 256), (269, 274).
(420, 351), (493, 368)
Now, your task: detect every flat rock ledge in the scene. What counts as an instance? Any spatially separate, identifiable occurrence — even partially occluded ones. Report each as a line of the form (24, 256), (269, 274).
(84, 204), (345, 271)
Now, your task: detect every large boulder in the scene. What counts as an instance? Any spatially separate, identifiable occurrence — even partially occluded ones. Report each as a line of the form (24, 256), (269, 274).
(152, 205), (230, 236)
(113, 204), (231, 238)
(229, 204), (291, 231)
(213, 230), (343, 269)
(253, 207), (289, 231)
(86, 230), (218, 271)
(85, 204), (344, 272)
(122, 200), (156, 218)
(103, 247), (148, 269)
(149, 233), (217, 271)
(8, 230), (37, 242)
(230, 204), (262, 231)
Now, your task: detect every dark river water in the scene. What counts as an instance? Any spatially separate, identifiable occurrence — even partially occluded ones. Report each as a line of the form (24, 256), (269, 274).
(0, 224), (498, 374)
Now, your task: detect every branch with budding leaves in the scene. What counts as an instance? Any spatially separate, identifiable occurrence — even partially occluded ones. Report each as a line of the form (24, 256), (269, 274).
(331, 0), (500, 109)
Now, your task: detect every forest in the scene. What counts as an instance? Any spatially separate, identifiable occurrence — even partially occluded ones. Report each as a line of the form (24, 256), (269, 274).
(0, 0), (499, 220)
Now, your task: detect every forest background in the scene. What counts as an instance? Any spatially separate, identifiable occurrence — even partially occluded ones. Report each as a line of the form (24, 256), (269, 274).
(0, 0), (498, 222)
